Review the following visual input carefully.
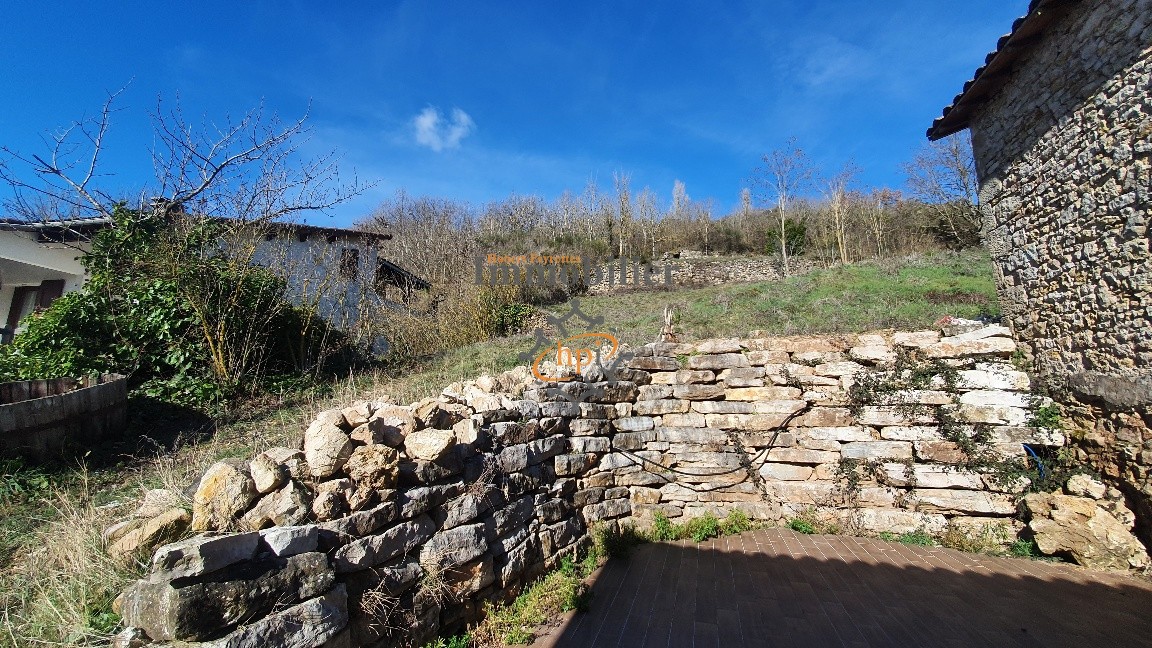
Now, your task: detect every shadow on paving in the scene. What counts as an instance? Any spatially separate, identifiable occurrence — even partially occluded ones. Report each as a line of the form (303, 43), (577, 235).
(534, 528), (1152, 648)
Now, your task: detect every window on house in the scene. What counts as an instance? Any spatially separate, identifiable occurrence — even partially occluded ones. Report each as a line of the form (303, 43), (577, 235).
(339, 248), (360, 279)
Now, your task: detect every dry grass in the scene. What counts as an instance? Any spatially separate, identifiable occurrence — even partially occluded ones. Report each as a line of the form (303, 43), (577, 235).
(0, 473), (140, 647)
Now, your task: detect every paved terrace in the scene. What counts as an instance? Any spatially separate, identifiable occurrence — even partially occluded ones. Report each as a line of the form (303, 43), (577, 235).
(535, 528), (1152, 648)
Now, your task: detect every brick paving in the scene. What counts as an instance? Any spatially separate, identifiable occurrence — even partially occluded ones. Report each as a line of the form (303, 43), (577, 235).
(534, 528), (1152, 648)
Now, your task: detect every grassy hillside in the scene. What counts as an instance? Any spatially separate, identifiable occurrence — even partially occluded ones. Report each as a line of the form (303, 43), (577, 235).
(571, 248), (999, 346)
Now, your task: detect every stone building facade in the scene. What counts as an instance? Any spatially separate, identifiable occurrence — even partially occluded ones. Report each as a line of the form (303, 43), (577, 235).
(929, 0), (1152, 542)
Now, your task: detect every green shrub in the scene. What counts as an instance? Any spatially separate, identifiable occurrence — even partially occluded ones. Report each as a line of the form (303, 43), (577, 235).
(0, 458), (54, 504)
(788, 518), (816, 534)
(651, 512), (678, 542)
(898, 530), (935, 546)
(594, 523), (647, 560)
(1009, 538), (1041, 558)
(0, 207), (357, 408)
(720, 509), (753, 535)
(767, 218), (807, 257)
(685, 513), (721, 543)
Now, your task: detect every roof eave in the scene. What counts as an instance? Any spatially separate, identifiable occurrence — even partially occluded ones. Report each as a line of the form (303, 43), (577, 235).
(927, 0), (1082, 140)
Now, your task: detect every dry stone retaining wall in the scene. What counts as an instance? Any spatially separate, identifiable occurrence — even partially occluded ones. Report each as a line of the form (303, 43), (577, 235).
(113, 323), (1125, 647)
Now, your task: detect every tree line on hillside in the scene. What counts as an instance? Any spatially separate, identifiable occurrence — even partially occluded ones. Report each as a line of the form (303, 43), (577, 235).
(358, 132), (980, 289)
(0, 91), (980, 403)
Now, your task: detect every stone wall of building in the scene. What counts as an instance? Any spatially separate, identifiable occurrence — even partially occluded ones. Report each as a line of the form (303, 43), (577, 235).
(968, 0), (1152, 543)
(105, 322), (1115, 647)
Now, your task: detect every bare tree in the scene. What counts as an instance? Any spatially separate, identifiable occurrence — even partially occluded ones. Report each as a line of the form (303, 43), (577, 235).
(613, 172), (632, 258)
(903, 131), (981, 249)
(864, 188), (900, 258)
(754, 137), (815, 275)
(1, 90), (367, 227)
(823, 162), (860, 265)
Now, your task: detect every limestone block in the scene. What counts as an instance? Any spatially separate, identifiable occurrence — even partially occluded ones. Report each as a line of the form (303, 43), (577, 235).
(420, 522), (488, 569)
(954, 404), (1029, 426)
(745, 350), (790, 365)
(880, 463), (983, 489)
(304, 420), (355, 479)
(634, 399), (689, 415)
(612, 431), (655, 450)
(249, 454), (289, 495)
(915, 489), (1016, 515)
(813, 361), (868, 377)
(150, 532), (260, 581)
(583, 498), (631, 522)
(404, 429), (457, 461)
(672, 369), (717, 384)
(569, 436), (611, 453)
(946, 325), (1012, 342)
(691, 401), (755, 414)
(922, 337), (1016, 358)
(879, 426), (942, 441)
(1066, 474), (1108, 499)
(957, 367), (1031, 391)
(630, 487), (662, 504)
(892, 331), (941, 348)
(849, 345), (897, 364)
(764, 481), (836, 504)
(765, 448), (840, 465)
(259, 525), (319, 557)
(1024, 493), (1149, 570)
(855, 509), (948, 534)
(334, 515), (437, 573)
(790, 407), (853, 427)
(958, 390), (1030, 408)
(673, 384), (726, 400)
(759, 463), (814, 481)
(638, 384), (674, 400)
(191, 462), (259, 532)
(570, 419), (610, 435)
(629, 356), (680, 371)
(241, 480), (312, 531)
(344, 444), (400, 489)
(799, 426), (874, 442)
(661, 412), (707, 427)
(688, 353), (749, 370)
(857, 406), (936, 426)
(841, 441), (913, 460)
(913, 440), (966, 463)
(342, 402), (373, 428)
(108, 507), (191, 559)
(725, 386), (802, 401)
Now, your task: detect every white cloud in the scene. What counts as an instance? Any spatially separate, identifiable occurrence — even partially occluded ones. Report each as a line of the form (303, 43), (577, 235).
(412, 106), (475, 152)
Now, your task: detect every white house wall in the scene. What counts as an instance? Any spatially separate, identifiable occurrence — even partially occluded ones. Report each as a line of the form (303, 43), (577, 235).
(0, 232), (88, 327)
(247, 233), (386, 335)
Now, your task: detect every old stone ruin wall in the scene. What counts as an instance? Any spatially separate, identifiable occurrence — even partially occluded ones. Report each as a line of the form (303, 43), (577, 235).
(584, 254), (823, 295)
(107, 323), (1149, 647)
(970, 0), (1152, 545)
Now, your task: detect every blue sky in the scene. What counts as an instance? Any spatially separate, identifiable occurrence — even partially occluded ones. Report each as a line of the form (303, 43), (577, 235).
(0, 1), (1025, 227)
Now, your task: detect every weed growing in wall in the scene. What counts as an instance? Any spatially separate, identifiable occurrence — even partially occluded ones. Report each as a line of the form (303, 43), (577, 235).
(648, 510), (755, 543)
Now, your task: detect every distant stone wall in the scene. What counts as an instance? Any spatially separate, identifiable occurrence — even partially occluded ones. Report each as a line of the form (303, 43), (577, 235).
(109, 322), (1111, 647)
(968, 0), (1152, 543)
(585, 255), (821, 294)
